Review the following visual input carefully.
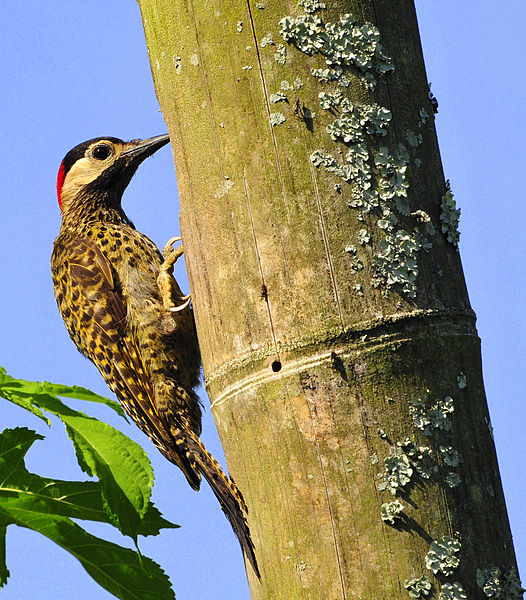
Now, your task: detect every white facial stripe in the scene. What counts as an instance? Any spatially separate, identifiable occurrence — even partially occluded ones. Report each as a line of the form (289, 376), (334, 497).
(60, 141), (125, 201)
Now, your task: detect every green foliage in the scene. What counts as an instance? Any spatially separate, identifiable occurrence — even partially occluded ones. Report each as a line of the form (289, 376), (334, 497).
(0, 367), (177, 599)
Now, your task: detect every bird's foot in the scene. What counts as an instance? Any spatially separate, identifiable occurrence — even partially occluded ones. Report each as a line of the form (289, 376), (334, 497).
(158, 237), (192, 312)
(162, 236), (184, 264)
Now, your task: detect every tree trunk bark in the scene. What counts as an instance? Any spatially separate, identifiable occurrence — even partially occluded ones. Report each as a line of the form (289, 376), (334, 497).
(138, 0), (520, 597)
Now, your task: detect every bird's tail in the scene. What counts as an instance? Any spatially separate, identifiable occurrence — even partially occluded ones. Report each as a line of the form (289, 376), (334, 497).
(170, 426), (260, 578)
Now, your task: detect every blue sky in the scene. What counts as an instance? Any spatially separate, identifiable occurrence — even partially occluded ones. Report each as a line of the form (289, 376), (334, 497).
(1, 2), (524, 598)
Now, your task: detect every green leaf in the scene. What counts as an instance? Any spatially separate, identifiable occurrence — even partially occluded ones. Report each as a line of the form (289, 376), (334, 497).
(0, 477), (175, 537)
(62, 414), (154, 536)
(31, 394), (153, 537)
(0, 369), (154, 536)
(0, 427), (176, 599)
(2, 509), (175, 600)
(0, 369), (125, 419)
(0, 459), (175, 538)
(0, 426), (44, 467)
(42, 381), (126, 418)
(0, 371), (50, 424)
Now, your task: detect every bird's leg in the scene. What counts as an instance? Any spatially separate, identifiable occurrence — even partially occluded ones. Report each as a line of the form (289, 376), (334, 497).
(158, 236), (191, 312)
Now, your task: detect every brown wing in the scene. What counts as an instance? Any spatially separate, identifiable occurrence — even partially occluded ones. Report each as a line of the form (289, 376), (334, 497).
(51, 233), (200, 487)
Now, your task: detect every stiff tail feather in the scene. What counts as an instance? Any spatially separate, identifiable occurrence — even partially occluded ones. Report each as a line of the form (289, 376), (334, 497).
(171, 426), (260, 578)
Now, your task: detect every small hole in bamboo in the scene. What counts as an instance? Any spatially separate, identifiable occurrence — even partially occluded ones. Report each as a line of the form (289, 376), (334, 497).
(271, 360), (282, 372)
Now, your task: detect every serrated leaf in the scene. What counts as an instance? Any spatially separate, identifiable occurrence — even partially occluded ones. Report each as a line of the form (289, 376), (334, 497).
(40, 381), (126, 418)
(137, 503), (179, 536)
(0, 427), (44, 466)
(1, 370), (154, 537)
(4, 395), (153, 535)
(0, 373), (50, 424)
(1, 476), (176, 537)
(0, 428), (175, 534)
(6, 512), (175, 600)
(0, 368), (125, 419)
(0, 428), (176, 599)
(62, 414), (154, 536)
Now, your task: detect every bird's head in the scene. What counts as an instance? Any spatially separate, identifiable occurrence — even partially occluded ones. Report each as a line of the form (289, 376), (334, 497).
(56, 134), (170, 224)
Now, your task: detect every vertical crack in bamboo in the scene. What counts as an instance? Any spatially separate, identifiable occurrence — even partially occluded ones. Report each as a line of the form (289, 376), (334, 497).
(355, 385), (376, 578)
(282, 379), (324, 595)
(246, 0), (290, 222)
(369, 0), (400, 146)
(186, 0), (262, 363)
(187, 0), (247, 264)
(233, 389), (260, 582)
(308, 399), (348, 599)
(243, 168), (281, 364)
(261, 385), (308, 592)
(363, 410), (398, 593)
(309, 161), (345, 327)
(187, 0), (224, 175)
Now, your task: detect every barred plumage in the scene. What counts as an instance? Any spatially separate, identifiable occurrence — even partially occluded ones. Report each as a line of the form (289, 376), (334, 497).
(51, 135), (259, 577)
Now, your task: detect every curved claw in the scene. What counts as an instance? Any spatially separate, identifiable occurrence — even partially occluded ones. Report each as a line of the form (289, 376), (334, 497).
(163, 236), (182, 257)
(159, 235), (190, 312)
(169, 293), (192, 312)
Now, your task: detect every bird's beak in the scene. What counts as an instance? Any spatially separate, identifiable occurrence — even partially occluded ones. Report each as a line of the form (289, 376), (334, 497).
(121, 134), (171, 166)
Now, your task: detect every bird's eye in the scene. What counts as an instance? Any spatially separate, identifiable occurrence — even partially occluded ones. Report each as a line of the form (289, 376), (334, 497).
(92, 145), (111, 160)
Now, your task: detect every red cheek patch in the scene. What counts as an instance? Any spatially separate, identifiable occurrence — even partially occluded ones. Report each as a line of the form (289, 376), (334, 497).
(56, 162), (65, 210)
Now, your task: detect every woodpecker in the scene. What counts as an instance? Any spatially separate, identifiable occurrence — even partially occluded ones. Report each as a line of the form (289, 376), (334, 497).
(51, 135), (259, 577)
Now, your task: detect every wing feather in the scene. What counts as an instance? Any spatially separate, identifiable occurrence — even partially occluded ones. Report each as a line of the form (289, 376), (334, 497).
(52, 234), (176, 451)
